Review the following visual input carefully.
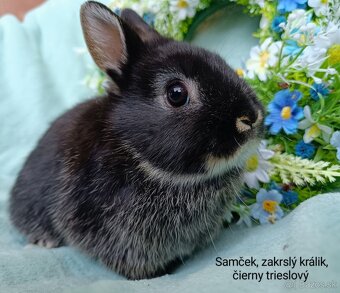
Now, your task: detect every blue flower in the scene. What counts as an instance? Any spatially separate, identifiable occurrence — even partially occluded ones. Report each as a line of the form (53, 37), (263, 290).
(278, 0), (307, 13)
(330, 131), (340, 161)
(272, 16), (286, 33)
(265, 90), (304, 135)
(269, 182), (299, 206)
(251, 189), (284, 224)
(281, 189), (298, 206)
(295, 140), (316, 159)
(283, 40), (303, 56)
(143, 12), (155, 27)
(310, 83), (330, 100)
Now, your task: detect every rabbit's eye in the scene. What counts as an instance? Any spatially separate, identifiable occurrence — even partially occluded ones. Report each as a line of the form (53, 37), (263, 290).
(166, 82), (189, 107)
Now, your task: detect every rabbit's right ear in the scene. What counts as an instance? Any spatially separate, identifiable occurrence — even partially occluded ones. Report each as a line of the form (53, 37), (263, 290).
(80, 1), (128, 75)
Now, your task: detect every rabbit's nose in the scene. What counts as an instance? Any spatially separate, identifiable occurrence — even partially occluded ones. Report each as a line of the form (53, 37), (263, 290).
(236, 110), (263, 133)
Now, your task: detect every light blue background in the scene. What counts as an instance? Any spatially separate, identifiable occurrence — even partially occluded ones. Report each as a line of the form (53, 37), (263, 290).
(0, 1), (339, 292)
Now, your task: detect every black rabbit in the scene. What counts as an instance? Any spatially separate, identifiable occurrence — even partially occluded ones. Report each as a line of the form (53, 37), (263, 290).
(10, 1), (264, 279)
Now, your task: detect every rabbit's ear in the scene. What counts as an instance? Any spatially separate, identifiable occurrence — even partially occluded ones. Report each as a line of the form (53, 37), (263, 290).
(80, 1), (128, 74)
(120, 9), (160, 42)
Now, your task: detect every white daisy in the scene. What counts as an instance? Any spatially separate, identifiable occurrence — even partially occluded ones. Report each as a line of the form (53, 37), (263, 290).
(243, 140), (275, 189)
(246, 38), (282, 81)
(298, 106), (333, 143)
(291, 21), (340, 78)
(170, 0), (199, 21)
(308, 0), (329, 16)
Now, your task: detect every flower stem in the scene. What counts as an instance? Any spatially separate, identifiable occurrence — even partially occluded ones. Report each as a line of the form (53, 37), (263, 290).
(277, 41), (285, 70)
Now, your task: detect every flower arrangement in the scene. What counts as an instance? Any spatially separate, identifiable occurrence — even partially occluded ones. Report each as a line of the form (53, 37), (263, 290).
(85, 0), (340, 225)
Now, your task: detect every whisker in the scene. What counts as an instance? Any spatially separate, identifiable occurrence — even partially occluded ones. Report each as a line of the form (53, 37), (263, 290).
(233, 136), (241, 148)
(204, 214), (218, 254)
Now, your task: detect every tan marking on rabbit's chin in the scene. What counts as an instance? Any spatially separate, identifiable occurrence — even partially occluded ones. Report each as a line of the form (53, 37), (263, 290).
(121, 139), (259, 186)
(205, 140), (260, 177)
(122, 143), (233, 185)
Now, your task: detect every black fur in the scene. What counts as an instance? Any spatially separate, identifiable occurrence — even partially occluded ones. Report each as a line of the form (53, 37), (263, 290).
(9, 1), (264, 279)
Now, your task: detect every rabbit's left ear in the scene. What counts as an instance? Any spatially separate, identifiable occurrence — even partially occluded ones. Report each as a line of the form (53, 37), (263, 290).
(80, 1), (128, 75)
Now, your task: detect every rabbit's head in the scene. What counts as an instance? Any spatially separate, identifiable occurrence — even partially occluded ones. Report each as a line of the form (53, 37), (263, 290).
(81, 1), (264, 181)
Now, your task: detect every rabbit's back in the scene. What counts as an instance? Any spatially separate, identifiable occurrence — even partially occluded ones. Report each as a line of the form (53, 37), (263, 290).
(9, 97), (108, 247)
